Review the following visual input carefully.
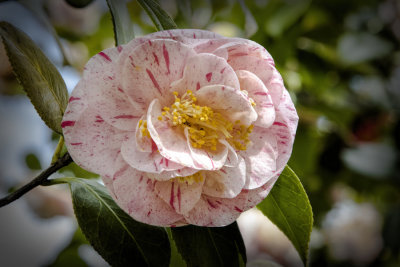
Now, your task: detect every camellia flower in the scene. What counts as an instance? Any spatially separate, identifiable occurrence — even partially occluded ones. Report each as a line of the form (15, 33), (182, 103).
(62, 29), (298, 227)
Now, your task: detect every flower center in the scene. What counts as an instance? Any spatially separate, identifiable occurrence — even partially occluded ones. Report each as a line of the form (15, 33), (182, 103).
(175, 172), (204, 185)
(158, 90), (254, 151)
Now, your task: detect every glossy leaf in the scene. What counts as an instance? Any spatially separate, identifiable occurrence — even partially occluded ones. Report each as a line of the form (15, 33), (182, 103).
(106, 0), (135, 45)
(137, 0), (177, 31)
(0, 21), (68, 134)
(171, 222), (246, 267)
(166, 228), (186, 267)
(68, 178), (170, 267)
(257, 166), (313, 266)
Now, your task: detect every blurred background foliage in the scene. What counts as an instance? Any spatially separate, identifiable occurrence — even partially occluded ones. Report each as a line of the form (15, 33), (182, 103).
(0, 0), (399, 266)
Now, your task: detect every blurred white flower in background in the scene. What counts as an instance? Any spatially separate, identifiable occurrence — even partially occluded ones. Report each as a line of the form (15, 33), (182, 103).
(322, 199), (383, 265)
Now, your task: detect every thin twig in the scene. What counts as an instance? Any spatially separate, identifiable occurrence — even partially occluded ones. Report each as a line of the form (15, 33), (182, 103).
(0, 152), (73, 208)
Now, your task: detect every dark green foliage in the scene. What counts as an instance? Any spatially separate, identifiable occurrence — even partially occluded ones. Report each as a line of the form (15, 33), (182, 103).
(171, 222), (246, 267)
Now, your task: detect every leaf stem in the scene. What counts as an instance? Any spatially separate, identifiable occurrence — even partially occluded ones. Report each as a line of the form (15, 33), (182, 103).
(0, 152), (73, 208)
(51, 136), (65, 164)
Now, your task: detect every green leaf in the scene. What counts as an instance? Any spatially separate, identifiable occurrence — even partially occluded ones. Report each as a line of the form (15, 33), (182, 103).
(68, 178), (170, 267)
(58, 162), (99, 179)
(264, 0), (311, 37)
(0, 21), (68, 134)
(25, 153), (42, 170)
(171, 222), (246, 267)
(137, 0), (177, 31)
(166, 228), (186, 267)
(257, 166), (313, 266)
(106, 0), (135, 45)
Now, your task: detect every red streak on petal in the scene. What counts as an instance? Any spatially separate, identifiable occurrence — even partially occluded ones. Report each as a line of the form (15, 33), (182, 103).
(114, 115), (139, 119)
(70, 142), (82, 146)
(148, 40), (152, 46)
(220, 169), (227, 174)
(68, 96), (80, 102)
(177, 185), (181, 211)
(220, 67), (226, 74)
(153, 161), (158, 171)
(254, 91), (268, 96)
(273, 122), (288, 128)
(118, 87), (124, 93)
(113, 164), (129, 180)
(207, 199), (217, 209)
(216, 200), (222, 204)
(129, 56), (136, 67)
(170, 182), (175, 210)
(61, 121), (75, 128)
(193, 33), (196, 38)
(139, 175), (144, 183)
(163, 44), (170, 74)
(196, 82), (200, 91)
(234, 206), (243, 212)
(206, 72), (212, 82)
(146, 68), (162, 95)
(117, 45), (123, 52)
(153, 52), (159, 65)
(95, 115), (104, 123)
(147, 210), (151, 216)
(230, 52), (248, 57)
(165, 158), (169, 167)
(151, 141), (158, 153)
(98, 52), (112, 62)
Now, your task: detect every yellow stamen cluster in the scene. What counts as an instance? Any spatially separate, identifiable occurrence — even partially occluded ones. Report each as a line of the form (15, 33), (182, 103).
(175, 172), (204, 185)
(138, 119), (150, 138)
(159, 90), (254, 151)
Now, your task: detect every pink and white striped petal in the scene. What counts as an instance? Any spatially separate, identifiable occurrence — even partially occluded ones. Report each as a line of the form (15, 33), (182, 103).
(112, 157), (183, 226)
(212, 39), (275, 66)
(82, 47), (142, 131)
(62, 105), (127, 178)
(155, 178), (204, 215)
(243, 175), (278, 211)
(240, 126), (278, 190)
(228, 55), (284, 107)
(169, 53), (240, 96)
(219, 139), (239, 168)
(146, 99), (197, 168)
(184, 191), (248, 226)
(147, 167), (198, 181)
(267, 90), (299, 174)
(184, 128), (228, 170)
(121, 39), (196, 108)
(202, 156), (246, 198)
(194, 84), (257, 127)
(120, 134), (182, 176)
(236, 70), (275, 128)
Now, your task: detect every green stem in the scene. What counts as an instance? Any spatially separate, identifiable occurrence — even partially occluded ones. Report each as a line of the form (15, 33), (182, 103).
(0, 152), (73, 208)
(51, 136), (65, 164)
